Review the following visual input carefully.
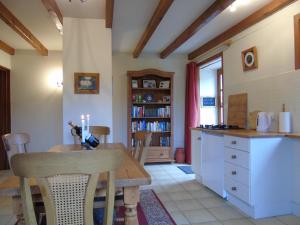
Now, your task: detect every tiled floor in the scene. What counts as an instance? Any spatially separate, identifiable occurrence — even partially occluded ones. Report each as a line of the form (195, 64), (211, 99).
(141, 164), (300, 225)
(0, 164), (300, 225)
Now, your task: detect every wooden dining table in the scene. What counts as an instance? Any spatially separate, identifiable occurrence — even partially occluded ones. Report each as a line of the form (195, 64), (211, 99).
(0, 143), (151, 225)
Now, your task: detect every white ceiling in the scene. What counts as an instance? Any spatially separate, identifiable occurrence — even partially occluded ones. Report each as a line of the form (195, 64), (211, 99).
(0, 0), (274, 56)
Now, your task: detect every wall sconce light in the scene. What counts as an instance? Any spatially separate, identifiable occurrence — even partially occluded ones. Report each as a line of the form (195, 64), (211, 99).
(48, 69), (63, 89)
(57, 80), (63, 87)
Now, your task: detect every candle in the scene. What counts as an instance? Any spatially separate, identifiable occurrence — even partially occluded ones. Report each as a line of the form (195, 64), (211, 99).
(81, 114), (85, 143)
(86, 114), (90, 134)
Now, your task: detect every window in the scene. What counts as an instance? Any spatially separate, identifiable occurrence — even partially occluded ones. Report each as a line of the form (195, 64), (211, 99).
(217, 69), (224, 124)
(295, 13), (300, 70)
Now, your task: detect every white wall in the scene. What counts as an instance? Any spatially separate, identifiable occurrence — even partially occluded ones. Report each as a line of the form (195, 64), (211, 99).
(11, 50), (62, 152)
(223, 1), (300, 132)
(112, 53), (187, 151)
(0, 51), (11, 69)
(199, 68), (218, 125)
(63, 18), (113, 143)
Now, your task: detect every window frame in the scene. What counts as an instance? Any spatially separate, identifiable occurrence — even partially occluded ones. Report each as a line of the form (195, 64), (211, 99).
(295, 13), (300, 70)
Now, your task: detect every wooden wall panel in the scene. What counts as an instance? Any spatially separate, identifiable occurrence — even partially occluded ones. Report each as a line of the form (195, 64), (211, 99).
(295, 13), (300, 70)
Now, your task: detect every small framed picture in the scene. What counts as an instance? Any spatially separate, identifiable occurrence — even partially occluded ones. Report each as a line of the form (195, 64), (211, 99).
(144, 94), (154, 102)
(163, 96), (170, 103)
(159, 80), (170, 89)
(143, 80), (156, 88)
(74, 73), (99, 94)
(241, 46), (258, 71)
(132, 80), (138, 88)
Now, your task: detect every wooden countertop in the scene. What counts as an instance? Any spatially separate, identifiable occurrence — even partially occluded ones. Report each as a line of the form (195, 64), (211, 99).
(285, 133), (300, 139)
(191, 128), (287, 138)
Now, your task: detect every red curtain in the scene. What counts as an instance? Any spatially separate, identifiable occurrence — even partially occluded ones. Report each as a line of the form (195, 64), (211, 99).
(184, 62), (199, 164)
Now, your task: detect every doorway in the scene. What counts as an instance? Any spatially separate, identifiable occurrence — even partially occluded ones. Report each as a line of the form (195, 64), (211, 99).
(0, 66), (11, 170)
(198, 53), (224, 125)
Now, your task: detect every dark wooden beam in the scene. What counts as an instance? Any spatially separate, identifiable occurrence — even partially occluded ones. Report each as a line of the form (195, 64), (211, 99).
(133, 0), (174, 58)
(0, 2), (48, 56)
(41, 0), (63, 25)
(188, 0), (297, 60)
(0, 40), (15, 55)
(160, 0), (236, 59)
(295, 13), (300, 70)
(106, 0), (114, 28)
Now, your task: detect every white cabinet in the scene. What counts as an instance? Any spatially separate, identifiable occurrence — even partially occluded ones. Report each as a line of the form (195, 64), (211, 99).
(224, 135), (292, 219)
(202, 132), (226, 198)
(191, 129), (202, 182)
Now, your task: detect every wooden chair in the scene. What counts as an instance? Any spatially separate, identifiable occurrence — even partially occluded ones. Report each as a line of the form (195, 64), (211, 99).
(1, 133), (30, 168)
(90, 126), (110, 144)
(72, 126), (110, 144)
(10, 149), (123, 225)
(132, 131), (152, 165)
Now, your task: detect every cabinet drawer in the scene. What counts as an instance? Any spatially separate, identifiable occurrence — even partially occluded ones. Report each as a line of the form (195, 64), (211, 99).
(147, 148), (169, 159)
(225, 148), (249, 169)
(225, 177), (251, 204)
(224, 136), (249, 152)
(225, 162), (250, 186)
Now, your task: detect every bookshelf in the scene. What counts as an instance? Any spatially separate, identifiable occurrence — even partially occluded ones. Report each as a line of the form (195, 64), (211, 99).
(127, 69), (174, 163)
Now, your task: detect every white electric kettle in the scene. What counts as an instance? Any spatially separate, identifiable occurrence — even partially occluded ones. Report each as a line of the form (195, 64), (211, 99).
(256, 112), (273, 132)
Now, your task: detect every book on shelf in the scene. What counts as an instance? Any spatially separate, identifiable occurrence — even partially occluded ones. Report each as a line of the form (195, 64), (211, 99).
(132, 106), (170, 118)
(131, 121), (171, 132)
(160, 137), (170, 147)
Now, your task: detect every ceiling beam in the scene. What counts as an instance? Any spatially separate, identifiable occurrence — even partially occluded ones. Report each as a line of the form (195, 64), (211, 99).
(106, 0), (114, 28)
(188, 0), (297, 60)
(133, 0), (174, 58)
(41, 0), (63, 25)
(160, 0), (236, 59)
(0, 2), (48, 56)
(0, 40), (15, 55)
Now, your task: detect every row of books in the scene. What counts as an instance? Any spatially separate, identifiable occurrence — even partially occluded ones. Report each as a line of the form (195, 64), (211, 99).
(131, 137), (171, 147)
(132, 106), (171, 118)
(160, 137), (171, 147)
(131, 121), (171, 132)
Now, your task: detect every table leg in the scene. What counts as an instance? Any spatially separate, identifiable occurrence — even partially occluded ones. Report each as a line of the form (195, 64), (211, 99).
(124, 186), (140, 225)
(12, 196), (24, 225)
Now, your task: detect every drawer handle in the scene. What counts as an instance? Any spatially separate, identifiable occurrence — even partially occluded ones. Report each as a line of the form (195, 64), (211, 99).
(197, 137), (201, 140)
(231, 140), (237, 145)
(231, 187), (237, 191)
(231, 171), (237, 175)
(231, 155), (237, 159)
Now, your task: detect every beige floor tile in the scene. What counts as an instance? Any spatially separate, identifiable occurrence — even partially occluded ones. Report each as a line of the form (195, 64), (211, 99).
(166, 184), (186, 193)
(155, 192), (172, 203)
(199, 197), (227, 209)
(169, 191), (193, 201)
(174, 199), (203, 211)
(208, 206), (245, 221)
(251, 217), (285, 225)
(189, 189), (216, 199)
(182, 181), (203, 191)
(222, 218), (255, 225)
(163, 201), (180, 213)
(170, 211), (190, 225)
(276, 214), (300, 225)
(191, 222), (222, 225)
(183, 209), (217, 224)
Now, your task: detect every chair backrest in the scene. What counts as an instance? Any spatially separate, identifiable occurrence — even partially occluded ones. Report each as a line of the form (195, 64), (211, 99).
(1, 133), (30, 167)
(72, 126), (110, 144)
(90, 126), (110, 144)
(11, 150), (123, 225)
(133, 131), (152, 165)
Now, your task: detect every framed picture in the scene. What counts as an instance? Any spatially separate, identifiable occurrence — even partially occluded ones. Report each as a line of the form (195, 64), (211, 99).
(159, 80), (170, 89)
(162, 96), (170, 103)
(132, 80), (138, 88)
(201, 97), (216, 107)
(143, 94), (154, 102)
(143, 80), (156, 88)
(241, 47), (258, 71)
(74, 73), (99, 94)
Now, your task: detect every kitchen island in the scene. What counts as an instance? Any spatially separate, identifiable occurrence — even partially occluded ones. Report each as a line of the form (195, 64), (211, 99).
(191, 128), (299, 219)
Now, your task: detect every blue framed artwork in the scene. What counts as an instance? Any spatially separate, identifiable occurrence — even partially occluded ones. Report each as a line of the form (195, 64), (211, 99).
(201, 97), (216, 107)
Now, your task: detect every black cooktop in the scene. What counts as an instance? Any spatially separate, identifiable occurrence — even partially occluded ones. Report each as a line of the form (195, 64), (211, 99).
(198, 124), (241, 130)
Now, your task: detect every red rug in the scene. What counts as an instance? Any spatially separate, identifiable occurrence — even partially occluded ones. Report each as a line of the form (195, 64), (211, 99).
(115, 189), (177, 225)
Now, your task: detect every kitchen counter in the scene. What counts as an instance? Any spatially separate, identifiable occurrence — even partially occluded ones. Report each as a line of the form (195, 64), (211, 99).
(191, 128), (287, 138)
